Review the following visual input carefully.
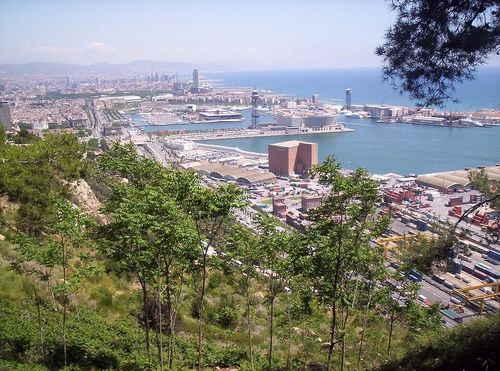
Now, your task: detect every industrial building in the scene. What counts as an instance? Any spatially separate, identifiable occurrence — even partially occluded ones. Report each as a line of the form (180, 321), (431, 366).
(275, 113), (337, 129)
(192, 162), (276, 185)
(0, 101), (12, 130)
(416, 165), (500, 192)
(268, 140), (318, 176)
(301, 194), (326, 212)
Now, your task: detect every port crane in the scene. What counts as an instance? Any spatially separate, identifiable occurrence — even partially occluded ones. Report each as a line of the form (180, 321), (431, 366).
(453, 281), (500, 314)
(376, 233), (433, 259)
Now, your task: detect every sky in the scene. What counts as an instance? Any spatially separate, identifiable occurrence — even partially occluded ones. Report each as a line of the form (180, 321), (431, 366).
(1, 0), (499, 69)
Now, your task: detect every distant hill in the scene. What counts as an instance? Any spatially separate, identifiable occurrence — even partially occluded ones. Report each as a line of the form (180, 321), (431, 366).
(0, 60), (228, 76)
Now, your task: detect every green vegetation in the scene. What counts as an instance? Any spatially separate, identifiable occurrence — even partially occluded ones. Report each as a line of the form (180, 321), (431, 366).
(0, 129), (496, 370)
(378, 313), (500, 371)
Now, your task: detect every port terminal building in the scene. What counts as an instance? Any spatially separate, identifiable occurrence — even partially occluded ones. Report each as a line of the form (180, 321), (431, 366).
(192, 162), (276, 185)
(268, 140), (318, 177)
(416, 165), (500, 192)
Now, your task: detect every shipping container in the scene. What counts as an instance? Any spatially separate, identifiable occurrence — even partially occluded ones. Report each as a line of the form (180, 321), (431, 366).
(409, 269), (422, 281)
(443, 280), (455, 289)
(471, 270), (487, 280)
(474, 263), (500, 279)
(488, 250), (500, 261)
(432, 274), (445, 284)
(486, 257), (500, 266)
(415, 219), (428, 231)
(408, 274), (420, 283)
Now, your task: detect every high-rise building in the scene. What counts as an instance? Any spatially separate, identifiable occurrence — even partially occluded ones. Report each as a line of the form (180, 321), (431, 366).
(0, 101), (12, 130)
(312, 94), (320, 104)
(345, 88), (352, 110)
(268, 140), (318, 176)
(192, 69), (199, 93)
(251, 90), (259, 129)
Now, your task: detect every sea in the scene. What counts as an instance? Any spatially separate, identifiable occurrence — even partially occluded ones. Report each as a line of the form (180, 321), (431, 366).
(136, 68), (500, 175)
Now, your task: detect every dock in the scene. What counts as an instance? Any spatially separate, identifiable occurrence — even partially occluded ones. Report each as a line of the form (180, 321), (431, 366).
(153, 125), (354, 141)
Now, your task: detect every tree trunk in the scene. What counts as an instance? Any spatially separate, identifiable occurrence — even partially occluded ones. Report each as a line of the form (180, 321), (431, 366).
(197, 249), (208, 371)
(326, 301), (337, 371)
(267, 268), (275, 370)
(246, 277), (254, 371)
(168, 269), (184, 369)
(34, 288), (45, 360)
(327, 257), (342, 371)
(62, 238), (67, 368)
(387, 311), (395, 356)
(165, 262), (174, 369)
(286, 291), (292, 370)
(140, 280), (152, 365)
(357, 287), (373, 368)
(340, 306), (350, 371)
(157, 251), (164, 371)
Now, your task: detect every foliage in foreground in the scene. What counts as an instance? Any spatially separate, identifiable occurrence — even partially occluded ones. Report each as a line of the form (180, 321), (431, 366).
(377, 0), (500, 107)
(378, 313), (500, 371)
(0, 132), (496, 370)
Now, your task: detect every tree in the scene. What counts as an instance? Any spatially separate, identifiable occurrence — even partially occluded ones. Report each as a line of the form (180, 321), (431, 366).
(382, 266), (419, 357)
(49, 197), (97, 367)
(100, 184), (157, 366)
(377, 0), (500, 107)
(143, 187), (197, 369)
(253, 214), (291, 371)
(289, 157), (389, 370)
(223, 224), (259, 370)
(469, 168), (500, 210)
(185, 183), (245, 370)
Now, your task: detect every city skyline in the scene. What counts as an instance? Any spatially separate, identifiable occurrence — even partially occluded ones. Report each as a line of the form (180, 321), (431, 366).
(2, 0), (499, 70)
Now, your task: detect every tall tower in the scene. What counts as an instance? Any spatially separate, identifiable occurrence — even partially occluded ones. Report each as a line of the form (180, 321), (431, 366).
(312, 94), (319, 104)
(0, 101), (12, 130)
(345, 88), (352, 110)
(251, 89), (259, 129)
(192, 69), (199, 93)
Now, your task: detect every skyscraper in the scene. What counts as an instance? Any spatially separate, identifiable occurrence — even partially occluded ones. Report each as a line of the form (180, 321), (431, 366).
(345, 88), (352, 110)
(312, 94), (320, 104)
(0, 101), (12, 130)
(192, 69), (199, 93)
(251, 90), (259, 129)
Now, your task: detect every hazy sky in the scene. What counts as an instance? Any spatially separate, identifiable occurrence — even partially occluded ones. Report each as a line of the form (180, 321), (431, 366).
(1, 0), (499, 69)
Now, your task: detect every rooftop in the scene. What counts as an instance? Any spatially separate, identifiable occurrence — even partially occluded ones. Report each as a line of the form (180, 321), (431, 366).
(269, 140), (317, 148)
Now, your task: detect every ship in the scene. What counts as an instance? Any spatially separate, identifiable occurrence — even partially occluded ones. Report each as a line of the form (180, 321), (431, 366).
(460, 117), (484, 127)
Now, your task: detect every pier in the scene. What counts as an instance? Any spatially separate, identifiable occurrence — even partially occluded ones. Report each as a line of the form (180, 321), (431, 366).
(152, 124), (353, 141)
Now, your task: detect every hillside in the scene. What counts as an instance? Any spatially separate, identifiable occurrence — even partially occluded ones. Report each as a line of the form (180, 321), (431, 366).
(0, 129), (496, 370)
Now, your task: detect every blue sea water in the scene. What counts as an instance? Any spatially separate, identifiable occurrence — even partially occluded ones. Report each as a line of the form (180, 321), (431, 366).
(137, 68), (500, 175)
(206, 68), (500, 111)
(202, 117), (500, 175)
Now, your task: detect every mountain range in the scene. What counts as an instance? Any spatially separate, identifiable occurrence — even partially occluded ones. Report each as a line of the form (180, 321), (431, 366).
(0, 60), (228, 76)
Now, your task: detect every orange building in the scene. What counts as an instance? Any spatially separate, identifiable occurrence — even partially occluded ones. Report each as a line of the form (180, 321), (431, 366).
(268, 140), (318, 176)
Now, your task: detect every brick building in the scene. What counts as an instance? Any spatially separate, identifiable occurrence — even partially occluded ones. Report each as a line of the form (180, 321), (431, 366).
(268, 140), (318, 176)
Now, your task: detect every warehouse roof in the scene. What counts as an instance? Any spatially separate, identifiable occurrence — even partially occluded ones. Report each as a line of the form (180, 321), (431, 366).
(416, 165), (500, 189)
(193, 163), (276, 184)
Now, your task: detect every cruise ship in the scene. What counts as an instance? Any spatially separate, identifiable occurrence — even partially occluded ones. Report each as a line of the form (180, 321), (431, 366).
(460, 117), (484, 127)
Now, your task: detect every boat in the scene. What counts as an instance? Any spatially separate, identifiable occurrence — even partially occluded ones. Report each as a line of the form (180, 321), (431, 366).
(460, 117), (484, 127)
